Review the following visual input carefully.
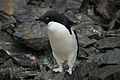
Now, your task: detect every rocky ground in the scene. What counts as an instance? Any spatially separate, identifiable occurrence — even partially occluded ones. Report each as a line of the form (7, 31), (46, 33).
(0, 0), (120, 80)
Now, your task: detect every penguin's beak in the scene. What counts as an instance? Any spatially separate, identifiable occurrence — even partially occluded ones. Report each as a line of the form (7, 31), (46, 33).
(36, 16), (48, 24)
(36, 16), (44, 21)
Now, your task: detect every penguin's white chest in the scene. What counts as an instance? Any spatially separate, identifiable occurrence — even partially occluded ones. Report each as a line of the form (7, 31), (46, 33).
(47, 22), (77, 60)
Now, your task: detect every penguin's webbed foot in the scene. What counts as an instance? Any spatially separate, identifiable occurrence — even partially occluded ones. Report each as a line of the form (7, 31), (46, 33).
(67, 68), (72, 75)
(53, 67), (63, 72)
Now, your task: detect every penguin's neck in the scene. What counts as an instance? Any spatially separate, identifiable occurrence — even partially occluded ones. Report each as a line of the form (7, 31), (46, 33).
(47, 21), (72, 35)
(47, 22), (71, 38)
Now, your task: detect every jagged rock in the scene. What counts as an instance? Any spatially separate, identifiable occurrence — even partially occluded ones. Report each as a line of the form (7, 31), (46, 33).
(87, 49), (120, 65)
(106, 29), (120, 37)
(0, 1), (3, 11)
(12, 5), (51, 50)
(34, 62), (98, 80)
(0, 68), (11, 80)
(75, 24), (103, 40)
(13, 21), (49, 50)
(0, 31), (14, 50)
(65, 62), (98, 80)
(0, 0), (29, 15)
(0, 12), (16, 30)
(78, 47), (100, 59)
(15, 71), (40, 80)
(100, 49), (120, 64)
(0, 21), (1, 30)
(89, 65), (120, 80)
(35, 70), (65, 80)
(14, 5), (47, 23)
(76, 33), (96, 47)
(54, 0), (81, 12)
(94, 37), (120, 49)
(28, 0), (42, 6)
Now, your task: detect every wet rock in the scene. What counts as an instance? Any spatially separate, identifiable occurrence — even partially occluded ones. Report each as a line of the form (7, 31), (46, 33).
(89, 65), (120, 80)
(94, 37), (120, 49)
(13, 21), (49, 50)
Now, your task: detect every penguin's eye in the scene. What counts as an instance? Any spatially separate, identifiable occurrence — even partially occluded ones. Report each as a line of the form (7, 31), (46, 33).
(45, 17), (49, 20)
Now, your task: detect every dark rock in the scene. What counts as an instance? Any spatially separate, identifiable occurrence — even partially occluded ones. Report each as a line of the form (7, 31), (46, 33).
(0, 68), (11, 80)
(89, 65), (120, 80)
(86, 53), (104, 64)
(14, 5), (47, 22)
(76, 32), (96, 48)
(100, 49), (120, 64)
(15, 6), (37, 22)
(64, 10), (79, 24)
(75, 25), (102, 47)
(13, 21), (49, 50)
(87, 49), (120, 65)
(44, 0), (55, 7)
(0, 12), (16, 30)
(34, 67), (48, 80)
(35, 62), (97, 80)
(94, 37), (120, 49)
(0, 31), (14, 50)
(0, 0), (29, 15)
(53, 0), (81, 13)
(0, 1), (3, 11)
(28, 0), (42, 6)
(0, 59), (13, 68)
(75, 24), (103, 40)
(0, 21), (1, 30)
(35, 70), (65, 80)
(78, 47), (100, 59)
(15, 71), (39, 80)
(66, 62), (98, 80)
(106, 29), (120, 37)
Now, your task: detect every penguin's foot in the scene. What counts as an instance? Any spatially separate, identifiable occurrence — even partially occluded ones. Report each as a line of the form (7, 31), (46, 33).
(53, 67), (63, 72)
(67, 68), (72, 75)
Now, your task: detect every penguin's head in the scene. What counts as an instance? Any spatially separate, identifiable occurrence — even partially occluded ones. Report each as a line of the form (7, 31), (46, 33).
(36, 10), (75, 26)
(36, 10), (76, 34)
(36, 11), (60, 24)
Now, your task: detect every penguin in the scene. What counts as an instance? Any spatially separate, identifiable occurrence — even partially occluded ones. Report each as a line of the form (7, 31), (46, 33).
(37, 10), (78, 74)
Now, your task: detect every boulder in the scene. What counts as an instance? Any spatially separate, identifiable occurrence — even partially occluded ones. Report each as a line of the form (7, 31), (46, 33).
(94, 37), (120, 49)
(89, 65), (120, 80)
(100, 49), (120, 64)
(13, 21), (50, 50)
